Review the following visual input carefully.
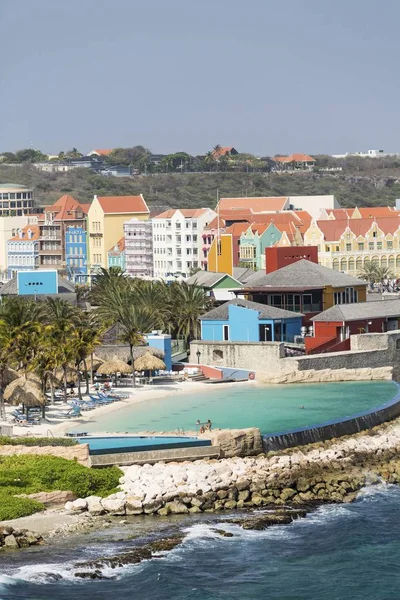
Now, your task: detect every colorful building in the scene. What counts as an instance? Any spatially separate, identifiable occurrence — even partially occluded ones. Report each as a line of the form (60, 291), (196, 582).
(88, 194), (149, 270)
(186, 270), (243, 302)
(7, 225), (40, 277)
(107, 237), (126, 270)
(207, 233), (234, 275)
(65, 226), (87, 281)
(306, 299), (400, 354)
(303, 215), (400, 276)
(37, 195), (89, 271)
(265, 246), (319, 274)
(217, 195), (339, 221)
(272, 153), (316, 171)
(124, 218), (153, 278)
(200, 298), (303, 343)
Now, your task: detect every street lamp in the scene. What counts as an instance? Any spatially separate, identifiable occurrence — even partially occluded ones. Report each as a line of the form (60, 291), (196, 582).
(196, 350), (201, 364)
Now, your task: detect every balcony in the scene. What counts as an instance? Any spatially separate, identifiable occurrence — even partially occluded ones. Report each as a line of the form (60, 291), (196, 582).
(39, 249), (63, 256)
(89, 232), (103, 237)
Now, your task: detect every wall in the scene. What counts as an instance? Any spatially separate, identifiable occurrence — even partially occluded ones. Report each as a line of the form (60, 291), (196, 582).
(324, 285), (367, 309)
(265, 246), (318, 273)
(229, 304), (259, 342)
(208, 234), (233, 275)
(0, 444), (90, 466)
(201, 319), (226, 342)
(0, 216), (30, 271)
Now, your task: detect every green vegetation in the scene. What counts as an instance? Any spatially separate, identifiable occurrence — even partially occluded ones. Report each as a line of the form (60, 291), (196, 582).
(0, 494), (45, 521)
(0, 436), (77, 447)
(2, 161), (400, 210)
(0, 455), (121, 497)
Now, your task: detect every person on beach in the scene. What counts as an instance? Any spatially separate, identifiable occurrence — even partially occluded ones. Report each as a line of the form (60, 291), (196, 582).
(206, 419), (212, 431)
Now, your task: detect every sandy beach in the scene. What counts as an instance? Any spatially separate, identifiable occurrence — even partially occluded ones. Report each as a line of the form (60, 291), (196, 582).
(5, 379), (255, 438)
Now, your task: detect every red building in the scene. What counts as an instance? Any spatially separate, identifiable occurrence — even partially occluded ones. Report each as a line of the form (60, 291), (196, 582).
(306, 299), (400, 354)
(265, 246), (318, 274)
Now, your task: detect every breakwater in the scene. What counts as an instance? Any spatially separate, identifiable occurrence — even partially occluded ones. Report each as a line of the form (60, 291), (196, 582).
(65, 416), (400, 517)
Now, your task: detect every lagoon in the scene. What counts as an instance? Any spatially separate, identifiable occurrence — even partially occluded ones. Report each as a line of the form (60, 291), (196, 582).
(81, 380), (398, 435)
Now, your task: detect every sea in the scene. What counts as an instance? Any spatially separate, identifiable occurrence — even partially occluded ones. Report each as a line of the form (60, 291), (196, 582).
(1, 483), (400, 600)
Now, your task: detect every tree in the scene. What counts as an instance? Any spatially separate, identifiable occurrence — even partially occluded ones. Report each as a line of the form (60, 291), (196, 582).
(65, 148), (83, 159)
(357, 262), (394, 285)
(171, 282), (208, 343)
(0, 152), (17, 163)
(74, 312), (105, 397)
(14, 148), (48, 163)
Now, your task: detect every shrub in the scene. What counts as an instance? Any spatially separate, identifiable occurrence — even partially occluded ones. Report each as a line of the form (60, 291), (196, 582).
(0, 455), (121, 498)
(0, 436), (77, 447)
(0, 494), (44, 521)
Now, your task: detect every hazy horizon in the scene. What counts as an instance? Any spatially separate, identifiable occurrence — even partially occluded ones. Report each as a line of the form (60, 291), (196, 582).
(1, 0), (399, 156)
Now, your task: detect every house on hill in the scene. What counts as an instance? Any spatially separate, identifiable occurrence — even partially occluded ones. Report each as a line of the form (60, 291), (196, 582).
(273, 153), (316, 170)
(211, 146), (239, 159)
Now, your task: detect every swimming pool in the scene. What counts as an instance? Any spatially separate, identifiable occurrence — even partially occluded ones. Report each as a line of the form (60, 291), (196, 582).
(77, 435), (211, 455)
(80, 380), (398, 435)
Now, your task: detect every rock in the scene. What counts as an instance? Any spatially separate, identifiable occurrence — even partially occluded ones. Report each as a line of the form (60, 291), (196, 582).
(204, 428), (263, 457)
(101, 497), (126, 516)
(213, 500), (225, 511)
(65, 501), (74, 511)
(72, 498), (88, 511)
(164, 501), (189, 515)
(236, 479), (250, 491)
(126, 498), (144, 515)
(85, 496), (105, 516)
(0, 526), (14, 537)
(213, 529), (234, 537)
(238, 490), (250, 502)
(190, 497), (204, 508)
(217, 490), (228, 499)
(18, 490), (76, 506)
(296, 478), (312, 492)
(3, 534), (19, 548)
(224, 500), (237, 509)
(157, 506), (171, 516)
(189, 506), (202, 514)
(280, 488), (297, 502)
(251, 493), (264, 507)
(143, 500), (163, 514)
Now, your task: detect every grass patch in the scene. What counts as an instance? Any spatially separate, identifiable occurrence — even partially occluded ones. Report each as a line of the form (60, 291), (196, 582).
(0, 455), (122, 520)
(0, 494), (45, 521)
(0, 436), (77, 447)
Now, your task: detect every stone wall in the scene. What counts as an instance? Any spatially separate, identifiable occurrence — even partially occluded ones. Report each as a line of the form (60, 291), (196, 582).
(0, 444), (90, 466)
(191, 330), (400, 383)
(202, 428), (263, 458)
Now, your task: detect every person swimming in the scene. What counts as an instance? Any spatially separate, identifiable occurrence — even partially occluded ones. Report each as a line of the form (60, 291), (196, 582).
(299, 405), (305, 409)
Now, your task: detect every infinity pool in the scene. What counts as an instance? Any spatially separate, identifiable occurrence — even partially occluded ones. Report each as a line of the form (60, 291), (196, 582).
(77, 436), (211, 455)
(80, 380), (398, 435)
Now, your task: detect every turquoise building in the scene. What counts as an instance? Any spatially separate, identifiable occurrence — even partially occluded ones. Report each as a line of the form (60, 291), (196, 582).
(239, 223), (284, 270)
(107, 237), (126, 270)
(200, 298), (303, 343)
(65, 226), (87, 281)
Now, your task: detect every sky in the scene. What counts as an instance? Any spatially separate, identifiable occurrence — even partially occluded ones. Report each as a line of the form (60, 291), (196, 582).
(1, 0), (399, 156)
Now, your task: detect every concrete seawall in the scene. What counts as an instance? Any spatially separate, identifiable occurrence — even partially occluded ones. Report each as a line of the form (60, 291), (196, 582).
(0, 444), (90, 466)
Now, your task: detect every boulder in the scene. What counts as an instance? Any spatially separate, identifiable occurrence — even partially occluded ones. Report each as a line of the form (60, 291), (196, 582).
(101, 497), (126, 516)
(72, 498), (88, 511)
(143, 500), (163, 514)
(280, 488), (297, 502)
(157, 506), (171, 517)
(18, 490), (76, 506)
(236, 479), (250, 491)
(3, 534), (19, 548)
(85, 496), (105, 516)
(0, 526), (14, 537)
(204, 428), (263, 457)
(164, 501), (189, 515)
(238, 490), (250, 502)
(126, 498), (144, 515)
(189, 506), (202, 514)
(224, 500), (237, 510)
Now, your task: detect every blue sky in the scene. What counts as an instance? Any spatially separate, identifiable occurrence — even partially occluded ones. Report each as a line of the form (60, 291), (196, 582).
(1, 0), (398, 156)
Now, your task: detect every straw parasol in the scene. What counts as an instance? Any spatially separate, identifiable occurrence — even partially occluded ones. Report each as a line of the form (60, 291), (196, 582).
(4, 376), (46, 408)
(90, 355), (104, 371)
(134, 351), (166, 373)
(2, 366), (20, 386)
(97, 356), (132, 377)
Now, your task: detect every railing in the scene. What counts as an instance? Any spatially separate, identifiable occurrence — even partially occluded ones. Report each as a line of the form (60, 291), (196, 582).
(171, 339), (187, 355)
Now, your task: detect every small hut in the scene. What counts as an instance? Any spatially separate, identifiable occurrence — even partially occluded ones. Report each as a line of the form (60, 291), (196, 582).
(134, 352), (166, 382)
(97, 356), (132, 385)
(4, 376), (47, 418)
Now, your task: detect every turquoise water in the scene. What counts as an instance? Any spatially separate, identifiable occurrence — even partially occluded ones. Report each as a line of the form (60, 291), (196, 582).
(81, 380), (398, 434)
(77, 436), (210, 454)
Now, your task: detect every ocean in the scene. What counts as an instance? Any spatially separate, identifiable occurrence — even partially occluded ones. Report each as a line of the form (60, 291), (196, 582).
(1, 483), (400, 599)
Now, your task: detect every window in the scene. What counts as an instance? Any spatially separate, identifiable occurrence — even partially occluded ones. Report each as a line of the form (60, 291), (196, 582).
(358, 243), (364, 251)
(369, 242), (374, 250)
(186, 235), (191, 242)
(186, 248), (191, 255)
(223, 325), (230, 341)
(387, 240), (393, 249)
(346, 243), (351, 251)
(373, 231), (377, 238)
(335, 246), (339, 252)
(377, 242), (382, 250)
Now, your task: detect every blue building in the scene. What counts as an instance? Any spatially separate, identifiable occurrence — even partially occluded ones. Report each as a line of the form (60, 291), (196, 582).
(200, 298), (303, 343)
(65, 226), (87, 281)
(7, 225), (40, 278)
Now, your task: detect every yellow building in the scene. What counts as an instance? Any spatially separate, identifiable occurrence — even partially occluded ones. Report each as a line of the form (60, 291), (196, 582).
(208, 234), (234, 275)
(304, 216), (400, 276)
(88, 194), (149, 269)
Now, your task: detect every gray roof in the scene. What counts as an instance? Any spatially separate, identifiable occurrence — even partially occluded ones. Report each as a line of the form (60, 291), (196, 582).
(312, 298), (400, 322)
(232, 267), (256, 283)
(243, 259), (366, 289)
(0, 274), (75, 296)
(186, 270), (241, 288)
(200, 298), (303, 321)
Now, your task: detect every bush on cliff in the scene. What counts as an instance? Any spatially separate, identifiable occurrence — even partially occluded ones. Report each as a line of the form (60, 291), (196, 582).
(0, 436), (77, 447)
(0, 455), (122, 519)
(0, 494), (45, 521)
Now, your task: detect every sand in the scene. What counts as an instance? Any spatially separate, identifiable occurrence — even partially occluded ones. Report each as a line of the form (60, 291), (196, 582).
(4, 379), (254, 438)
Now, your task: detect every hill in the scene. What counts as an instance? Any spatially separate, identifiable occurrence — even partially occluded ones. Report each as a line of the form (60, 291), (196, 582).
(2, 164), (400, 211)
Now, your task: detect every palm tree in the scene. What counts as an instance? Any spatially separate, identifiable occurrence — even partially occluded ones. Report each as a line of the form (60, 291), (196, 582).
(358, 262), (378, 285)
(172, 282), (209, 343)
(0, 319), (14, 420)
(117, 304), (155, 387)
(74, 312), (105, 397)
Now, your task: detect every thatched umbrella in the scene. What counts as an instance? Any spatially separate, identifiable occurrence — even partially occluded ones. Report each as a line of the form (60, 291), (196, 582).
(4, 376), (47, 418)
(3, 366), (20, 386)
(134, 352), (166, 382)
(97, 356), (132, 385)
(91, 355), (104, 371)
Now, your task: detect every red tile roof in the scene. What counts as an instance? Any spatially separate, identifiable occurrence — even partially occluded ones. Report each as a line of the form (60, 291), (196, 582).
(218, 196), (289, 213)
(108, 237), (125, 254)
(324, 207), (397, 220)
(316, 217), (400, 239)
(96, 194), (149, 214)
(9, 225), (40, 242)
(225, 222), (250, 236)
(204, 216), (227, 230)
(91, 149), (113, 156)
(41, 195), (89, 221)
(273, 154), (315, 163)
(212, 146), (236, 159)
(153, 208), (209, 219)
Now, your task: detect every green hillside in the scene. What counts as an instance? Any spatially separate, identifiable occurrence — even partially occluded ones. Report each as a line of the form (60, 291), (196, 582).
(1, 164), (400, 210)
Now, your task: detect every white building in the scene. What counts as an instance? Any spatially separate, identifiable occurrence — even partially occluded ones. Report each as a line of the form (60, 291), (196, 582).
(152, 208), (217, 280)
(124, 218), (153, 278)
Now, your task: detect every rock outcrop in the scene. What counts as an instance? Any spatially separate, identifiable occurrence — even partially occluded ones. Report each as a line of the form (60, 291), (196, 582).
(0, 526), (43, 549)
